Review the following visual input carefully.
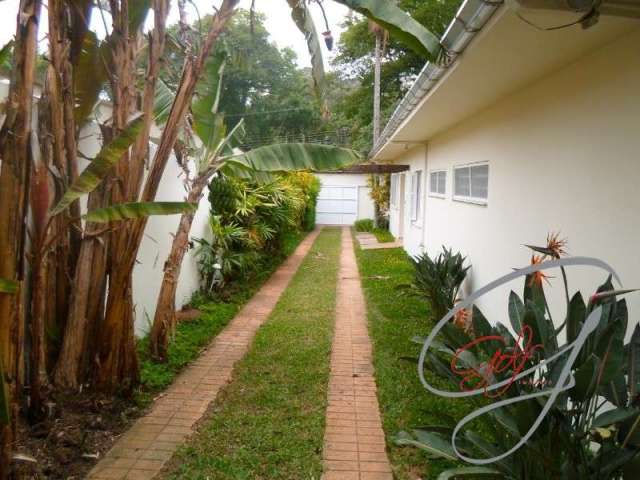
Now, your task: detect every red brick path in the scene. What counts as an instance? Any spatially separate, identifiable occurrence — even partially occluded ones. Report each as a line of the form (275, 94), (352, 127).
(87, 228), (321, 480)
(321, 228), (393, 480)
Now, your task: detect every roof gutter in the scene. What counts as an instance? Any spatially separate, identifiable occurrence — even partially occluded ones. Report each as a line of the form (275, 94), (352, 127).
(369, 0), (504, 160)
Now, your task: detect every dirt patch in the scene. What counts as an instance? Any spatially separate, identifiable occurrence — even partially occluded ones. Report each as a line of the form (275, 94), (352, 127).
(13, 391), (143, 479)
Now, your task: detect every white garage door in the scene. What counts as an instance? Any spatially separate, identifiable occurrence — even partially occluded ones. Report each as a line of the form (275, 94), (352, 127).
(316, 185), (358, 225)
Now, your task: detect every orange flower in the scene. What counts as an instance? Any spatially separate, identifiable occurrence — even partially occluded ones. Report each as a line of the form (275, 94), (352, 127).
(454, 307), (473, 334)
(529, 255), (553, 287)
(546, 232), (568, 259)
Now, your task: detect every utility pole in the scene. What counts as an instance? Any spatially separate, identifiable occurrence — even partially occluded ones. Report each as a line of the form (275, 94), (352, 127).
(373, 29), (382, 146)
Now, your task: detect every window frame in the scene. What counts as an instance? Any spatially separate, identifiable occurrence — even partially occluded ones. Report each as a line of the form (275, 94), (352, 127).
(390, 174), (399, 209)
(428, 169), (447, 199)
(453, 161), (489, 206)
(410, 170), (422, 223)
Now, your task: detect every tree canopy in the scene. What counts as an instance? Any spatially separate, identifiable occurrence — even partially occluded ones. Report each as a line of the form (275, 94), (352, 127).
(328, 0), (462, 154)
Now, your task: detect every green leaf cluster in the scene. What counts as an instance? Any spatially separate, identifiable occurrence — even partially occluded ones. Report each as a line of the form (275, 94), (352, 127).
(400, 250), (640, 479)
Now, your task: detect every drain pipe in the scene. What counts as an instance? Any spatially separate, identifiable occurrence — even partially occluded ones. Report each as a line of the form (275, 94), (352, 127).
(515, 0), (640, 18)
(370, 0), (504, 159)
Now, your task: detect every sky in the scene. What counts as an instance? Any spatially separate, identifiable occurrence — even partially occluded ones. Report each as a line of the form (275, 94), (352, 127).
(0, 0), (350, 70)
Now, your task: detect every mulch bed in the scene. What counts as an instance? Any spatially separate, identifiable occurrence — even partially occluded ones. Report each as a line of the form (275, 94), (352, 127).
(13, 390), (143, 479)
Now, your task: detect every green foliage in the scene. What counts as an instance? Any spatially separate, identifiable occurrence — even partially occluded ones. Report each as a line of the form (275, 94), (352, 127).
(195, 173), (318, 295)
(51, 114), (146, 215)
(333, 0), (442, 58)
(373, 228), (395, 243)
(137, 231), (304, 403)
(164, 10), (325, 145)
(224, 142), (360, 173)
(328, 0), (462, 154)
(0, 278), (18, 294)
(166, 228), (340, 479)
(354, 218), (375, 232)
(403, 247), (470, 322)
(83, 202), (196, 223)
(368, 173), (390, 228)
(356, 246), (486, 478)
(400, 245), (640, 479)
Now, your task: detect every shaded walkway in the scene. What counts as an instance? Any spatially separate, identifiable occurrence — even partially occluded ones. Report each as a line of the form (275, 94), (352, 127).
(321, 228), (392, 480)
(87, 228), (322, 480)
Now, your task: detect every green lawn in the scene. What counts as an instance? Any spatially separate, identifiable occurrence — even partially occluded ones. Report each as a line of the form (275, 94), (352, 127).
(356, 245), (485, 479)
(373, 228), (395, 243)
(163, 227), (342, 480)
(136, 230), (304, 406)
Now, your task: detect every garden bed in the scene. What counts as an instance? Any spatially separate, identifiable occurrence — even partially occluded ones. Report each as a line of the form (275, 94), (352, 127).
(13, 231), (305, 480)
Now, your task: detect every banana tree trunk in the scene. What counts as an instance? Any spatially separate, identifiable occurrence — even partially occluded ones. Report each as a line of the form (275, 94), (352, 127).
(150, 176), (209, 361)
(94, 267), (140, 393)
(94, 0), (239, 388)
(0, 1), (42, 477)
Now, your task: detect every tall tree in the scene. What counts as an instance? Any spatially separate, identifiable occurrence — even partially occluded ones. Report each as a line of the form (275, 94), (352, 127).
(329, 0), (462, 153)
(0, 1), (42, 475)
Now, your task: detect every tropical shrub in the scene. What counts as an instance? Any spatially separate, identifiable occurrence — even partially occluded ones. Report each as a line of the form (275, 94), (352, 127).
(194, 173), (316, 294)
(398, 237), (640, 479)
(355, 218), (375, 232)
(402, 247), (470, 323)
(367, 174), (391, 229)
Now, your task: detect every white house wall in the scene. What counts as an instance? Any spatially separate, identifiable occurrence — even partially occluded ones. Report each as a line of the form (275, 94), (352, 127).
(389, 146), (427, 257)
(418, 27), (640, 331)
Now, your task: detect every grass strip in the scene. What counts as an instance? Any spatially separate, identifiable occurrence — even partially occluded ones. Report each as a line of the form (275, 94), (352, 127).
(136, 230), (304, 405)
(164, 227), (342, 479)
(373, 228), (395, 243)
(356, 245), (485, 479)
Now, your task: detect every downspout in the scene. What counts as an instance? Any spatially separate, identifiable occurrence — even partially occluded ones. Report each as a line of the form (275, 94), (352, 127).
(421, 143), (429, 254)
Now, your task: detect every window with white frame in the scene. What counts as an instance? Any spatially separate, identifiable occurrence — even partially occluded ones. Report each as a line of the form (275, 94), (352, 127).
(429, 170), (446, 197)
(453, 163), (488, 204)
(390, 174), (399, 208)
(410, 170), (422, 222)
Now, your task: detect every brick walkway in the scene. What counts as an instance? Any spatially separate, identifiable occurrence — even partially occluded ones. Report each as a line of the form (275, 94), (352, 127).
(87, 228), (321, 480)
(321, 228), (392, 480)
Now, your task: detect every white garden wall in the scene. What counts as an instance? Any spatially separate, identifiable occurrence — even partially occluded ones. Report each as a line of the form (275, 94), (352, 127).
(315, 173), (375, 225)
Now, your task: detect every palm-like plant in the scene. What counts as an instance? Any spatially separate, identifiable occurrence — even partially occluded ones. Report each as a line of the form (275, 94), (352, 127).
(403, 247), (471, 323)
(398, 245), (640, 479)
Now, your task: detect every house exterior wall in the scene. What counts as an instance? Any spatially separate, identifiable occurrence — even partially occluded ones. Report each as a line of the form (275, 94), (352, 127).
(389, 145), (427, 257)
(315, 173), (375, 224)
(416, 27), (640, 330)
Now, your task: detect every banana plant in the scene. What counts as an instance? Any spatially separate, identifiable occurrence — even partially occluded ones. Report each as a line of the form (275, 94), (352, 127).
(284, 0), (442, 102)
(0, 280), (16, 427)
(148, 40), (361, 360)
(49, 113), (195, 222)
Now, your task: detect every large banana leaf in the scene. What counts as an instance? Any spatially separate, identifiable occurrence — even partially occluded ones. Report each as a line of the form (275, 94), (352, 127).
(437, 467), (504, 479)
(0, 278), (18, 294)
(224, 143), (360, 173)
(333, 0), (441, 58)
(129, 0), (151, 32)
(84, 202), (197, 223)
(0, 40), (13, 72)
(286, 0), (325, 98)
(73, 30), (108, 123)
(154, 78), (175, 125)
(51, 114), (145, 215)
(192, 47), (228, 143)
